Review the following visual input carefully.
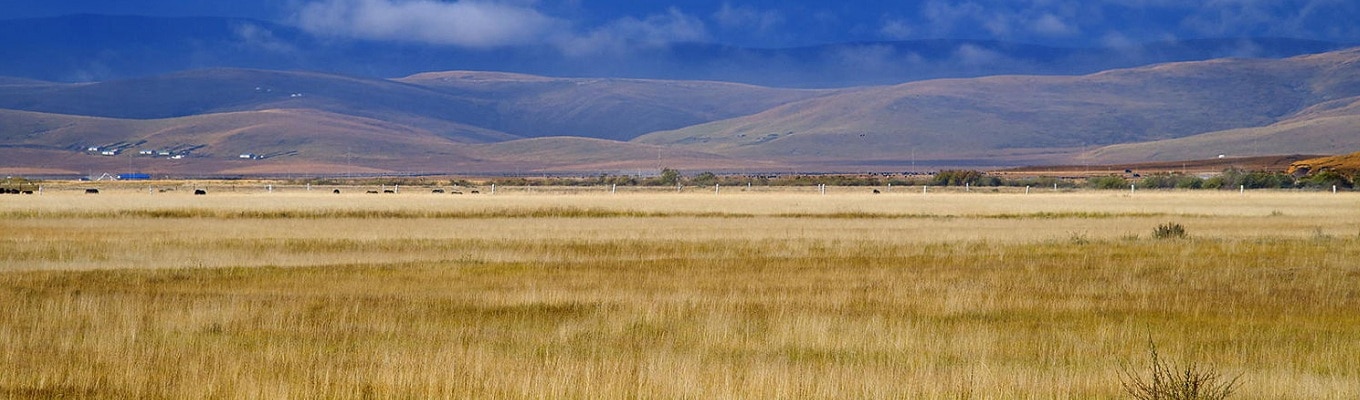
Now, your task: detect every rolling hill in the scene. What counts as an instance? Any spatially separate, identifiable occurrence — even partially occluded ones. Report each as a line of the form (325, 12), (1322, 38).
(0, 107), (749, 175)
(634, 48), (1360, 168)
(1085, 49), (1360, 163)
(0, 68), (826, 142)
(5, 47), (1360, 175)
(395, 71), (830, 141)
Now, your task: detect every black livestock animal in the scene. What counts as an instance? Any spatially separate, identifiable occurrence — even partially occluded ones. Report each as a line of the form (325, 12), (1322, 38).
(432, 189), (445, 193)
(85, 189), (100, 194)
(333, 189), (341, 194)
(872, 189), (881, 194)
(194, 189), (207, 195)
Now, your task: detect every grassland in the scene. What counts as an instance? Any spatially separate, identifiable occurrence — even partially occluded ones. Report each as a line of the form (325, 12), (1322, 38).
(2, 189), (1359, 398)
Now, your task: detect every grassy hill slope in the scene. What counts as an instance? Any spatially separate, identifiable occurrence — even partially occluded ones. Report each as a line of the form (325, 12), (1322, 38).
(634, 48), (1360, 166)
(1288, 151), (1360, 176)
(397, 71), (829, 141)
(0, 108), (487, 174)
(0, 69), (517, 144)
(1086, 49), (1360, 163)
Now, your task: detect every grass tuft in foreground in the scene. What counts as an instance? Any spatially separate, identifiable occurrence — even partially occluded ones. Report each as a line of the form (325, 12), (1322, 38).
(1121, 340), (1241, 400)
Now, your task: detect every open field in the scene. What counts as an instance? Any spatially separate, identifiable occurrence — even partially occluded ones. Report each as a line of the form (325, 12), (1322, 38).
(2, 189), (1359, 398)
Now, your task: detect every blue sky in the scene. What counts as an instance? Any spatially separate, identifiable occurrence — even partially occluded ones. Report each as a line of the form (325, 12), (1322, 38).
(6, 0), (1359, 49)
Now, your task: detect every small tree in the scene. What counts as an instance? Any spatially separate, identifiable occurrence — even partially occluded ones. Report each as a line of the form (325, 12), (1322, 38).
(657, 168), (681, 186)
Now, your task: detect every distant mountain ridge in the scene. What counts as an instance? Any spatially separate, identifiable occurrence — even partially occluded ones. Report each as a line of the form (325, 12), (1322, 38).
(0, 14), (1352, 87)
(3, 31), (1360, 175)
(637, 48), (1360, 167)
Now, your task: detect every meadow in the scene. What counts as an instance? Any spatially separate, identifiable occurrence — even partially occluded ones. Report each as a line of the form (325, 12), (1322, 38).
(2, 187), (1358, 398)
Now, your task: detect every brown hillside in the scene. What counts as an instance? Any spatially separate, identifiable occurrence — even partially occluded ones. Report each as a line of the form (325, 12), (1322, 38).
(6, 47), (1360, 174)
(1004, 155), (1319, 177)
(1288, 152), (1360, 176)
(634, 48), (1360, 168)
(0, 108), (485, 175)
(469, 137), (785, 173)
(397, 71), (830, 141)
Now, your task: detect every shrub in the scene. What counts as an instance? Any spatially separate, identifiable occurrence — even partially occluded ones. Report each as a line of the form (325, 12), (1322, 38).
(1210, 168), (1295, 190)
(1139, 173), (1204, 190)
(690, 172), (719, 187)
(1121, 341), (1240, 400)
(1089, 175), (1129, 190)
(656, 168), (681, 186)
(1153, 222), (1187, 240)
(1297, 170), (1353, 189)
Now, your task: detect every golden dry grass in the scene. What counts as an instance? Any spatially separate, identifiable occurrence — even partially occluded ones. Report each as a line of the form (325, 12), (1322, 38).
(2, 189), (1359, 398)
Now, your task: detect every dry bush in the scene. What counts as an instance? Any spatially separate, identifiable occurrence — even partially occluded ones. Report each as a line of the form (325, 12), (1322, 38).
(1153, 222), (1188, 239)
(1121, 341), (1241, 400)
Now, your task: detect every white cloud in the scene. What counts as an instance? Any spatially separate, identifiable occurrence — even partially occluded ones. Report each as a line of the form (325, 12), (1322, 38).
(295, 0), (562, 48)
(1030, 13), (1078, 36)
(555, 8), (709, 56)
(713, 3), (784, 33)
(294, 0), (711, 56)
(233, 23), (297, 53)
(880, 19), (915, 40)
(953, 44), (1004, 66)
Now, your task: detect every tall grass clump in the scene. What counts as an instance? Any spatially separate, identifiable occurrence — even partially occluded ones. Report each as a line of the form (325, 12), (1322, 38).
(1153, 222), (1188, 240)
(1121, 341), (1241, 400)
